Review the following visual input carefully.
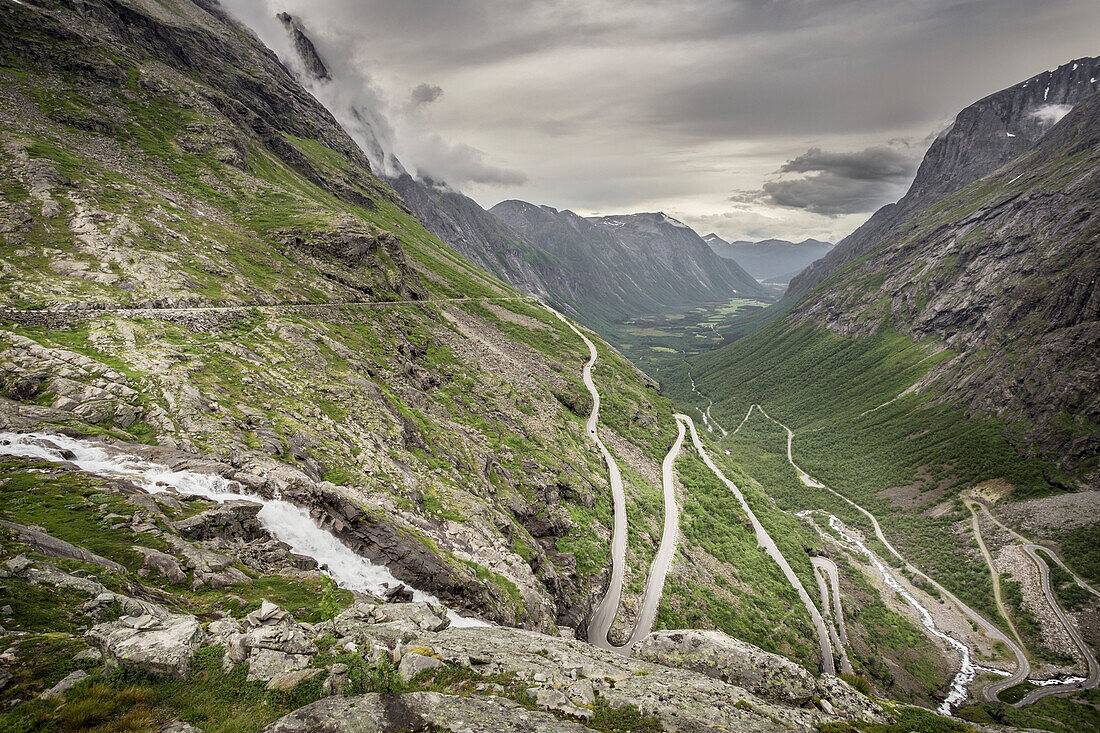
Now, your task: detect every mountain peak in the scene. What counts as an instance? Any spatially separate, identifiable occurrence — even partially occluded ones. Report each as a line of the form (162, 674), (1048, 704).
(277, 12), (331, 81)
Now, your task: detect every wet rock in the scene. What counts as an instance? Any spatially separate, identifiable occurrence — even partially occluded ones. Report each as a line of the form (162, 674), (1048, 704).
(381, 583), (413, 603)
(173, 500), (265, 542)
(86, 613), (204, 678)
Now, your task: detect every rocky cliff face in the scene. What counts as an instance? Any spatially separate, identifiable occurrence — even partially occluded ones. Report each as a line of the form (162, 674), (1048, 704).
(492, 202), (766, 323)
(787, 91), (1100, 483)
(791, 56), (1100, 297)
(757, 58), (1100, 483)
(386, 175), (557, 301)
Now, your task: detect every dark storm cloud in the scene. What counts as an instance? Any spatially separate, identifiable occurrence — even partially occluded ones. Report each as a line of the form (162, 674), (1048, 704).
(222, 0), (1100, 240)
(780, 147), (917, 181)
(744, 144), (923, 215)
(409, 83), (443, 108)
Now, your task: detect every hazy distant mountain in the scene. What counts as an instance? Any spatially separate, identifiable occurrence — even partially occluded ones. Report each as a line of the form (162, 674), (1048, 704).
(704, 235), (833, 284)
(491, 203), (766, 322)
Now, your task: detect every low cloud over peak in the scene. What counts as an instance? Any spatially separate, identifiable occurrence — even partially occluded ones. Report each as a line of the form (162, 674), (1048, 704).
(737, 142), (925, 216)
(221, 0), (1100, 240)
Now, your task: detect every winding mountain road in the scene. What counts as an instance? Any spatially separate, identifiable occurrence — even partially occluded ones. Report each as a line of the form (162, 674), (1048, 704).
(623, 416), (686, 649)
(1017, 545), (1100, 705)
(964, 499), (1100, 704)
(681, 416), (836, 674)
(964, 499), (1026, 651)
(812, 556), (854, 674)
(548, 306), (686, 653)
(735, 404), (1030, 703)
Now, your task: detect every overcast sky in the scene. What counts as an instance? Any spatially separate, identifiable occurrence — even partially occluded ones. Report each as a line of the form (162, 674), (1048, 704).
(222, 0), (1099, 243)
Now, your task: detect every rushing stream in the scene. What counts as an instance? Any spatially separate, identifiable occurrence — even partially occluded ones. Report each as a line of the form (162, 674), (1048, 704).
(0, 432), (485, 627)
(800, 510), (976, 713)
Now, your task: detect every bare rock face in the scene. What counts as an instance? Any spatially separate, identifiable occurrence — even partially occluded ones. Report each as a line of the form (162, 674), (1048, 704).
(397, 652), (441, 682)
(133, 545), (187, 585)
(276, 13), (330, 81)
(86, 613), (204, 678)
(631, 629), (879, 721)
(263, 692), (594, 733)
(173, 500), (265, 542)
(632, 629), (817, 705)
(792, 56), (1100, 297)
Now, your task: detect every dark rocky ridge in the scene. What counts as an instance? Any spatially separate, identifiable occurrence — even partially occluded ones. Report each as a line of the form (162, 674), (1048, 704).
(791, 56), (1100, 297)
(276, 12), (330, 81)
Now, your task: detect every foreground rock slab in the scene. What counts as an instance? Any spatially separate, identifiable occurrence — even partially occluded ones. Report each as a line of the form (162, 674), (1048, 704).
(263, 692), (594, 732)
(86, 613), (204, 678)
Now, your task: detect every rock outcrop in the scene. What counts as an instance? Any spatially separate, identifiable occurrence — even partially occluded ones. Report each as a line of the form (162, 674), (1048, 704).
(264, 692), (596, 733)
(633, 629), (817, 705)
(86, 613), (205, 678)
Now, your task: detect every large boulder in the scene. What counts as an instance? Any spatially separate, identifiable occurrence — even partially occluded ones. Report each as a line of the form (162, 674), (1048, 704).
(397, 652), (441, 683)
(263, 692), (593, 732)
(238, 601), (318, 682)
(133, 545), (187, 585)
(324, 601), (450, 650)
(86, 614), (204, 678)
(632, 629), (817, 705)
(173, 500), (265, 542)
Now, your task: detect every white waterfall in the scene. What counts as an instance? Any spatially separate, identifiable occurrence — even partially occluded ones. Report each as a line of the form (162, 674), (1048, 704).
(0, 432), (486, 627)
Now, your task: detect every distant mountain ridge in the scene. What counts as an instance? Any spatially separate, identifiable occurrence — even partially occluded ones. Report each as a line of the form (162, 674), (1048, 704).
(490, 202), (766, 322)
(272, 15), (766, 328)
(704, 235), (833, 284)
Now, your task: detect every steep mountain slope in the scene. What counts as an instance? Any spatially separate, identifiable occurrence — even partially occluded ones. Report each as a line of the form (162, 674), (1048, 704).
(0, 0), (905, 718)
(492, 201), (766, 324)
(791, 56), (1100, 297)
(0, 0), (688, 634)
(687, 73), (1100, 667)
(706, 235), (833, 284)
(386, 173), (558, 301)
